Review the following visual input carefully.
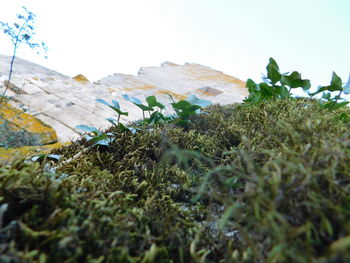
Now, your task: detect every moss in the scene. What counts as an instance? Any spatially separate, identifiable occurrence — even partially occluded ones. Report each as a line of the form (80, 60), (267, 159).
(1, 97), (350, 262)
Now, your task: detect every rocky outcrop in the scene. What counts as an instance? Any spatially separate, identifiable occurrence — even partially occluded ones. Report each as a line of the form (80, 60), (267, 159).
(0, 103), (57, 146)
(0, 55), (248, 143)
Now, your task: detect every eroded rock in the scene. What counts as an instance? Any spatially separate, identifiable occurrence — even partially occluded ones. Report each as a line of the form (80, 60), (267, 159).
(0, 55), (248, 143)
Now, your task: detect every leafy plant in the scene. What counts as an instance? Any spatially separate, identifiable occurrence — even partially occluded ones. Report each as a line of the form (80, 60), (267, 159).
(121, 94), (211, 127)
(309, 72), (350, 110)
(95, 99), (137, 133)
(122, 94), (155, 119)
(75, 125), (115, 147)
(0, 7), (48, 150)
(169, 94), (211, 126)
(0, 6), (47, 103)
(244, 57), (311, 104)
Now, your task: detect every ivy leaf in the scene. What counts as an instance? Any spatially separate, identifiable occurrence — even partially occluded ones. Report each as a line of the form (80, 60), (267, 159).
(281, 71), (311, 90)
(246, 79), (259, 93)
(332, 101), (349, 110)
(146, 96), (165, 109)
(310, 72), (343, 96)
(171, 100), (192, 110)
(275, 85), (290, 98)
(330, 72), (343, 90)
(266, 57), (281, 84)
(259, 82), (274, 98)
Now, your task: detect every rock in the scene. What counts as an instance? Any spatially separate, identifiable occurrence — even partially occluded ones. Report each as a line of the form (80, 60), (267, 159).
(72, 74), (90, 83)
(0, 103), (57, 147)
(0, 54), (248, 143)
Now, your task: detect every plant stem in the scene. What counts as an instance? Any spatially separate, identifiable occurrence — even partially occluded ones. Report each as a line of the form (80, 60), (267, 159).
(330, 90), (343, 110)
(0, 20), (28, 105)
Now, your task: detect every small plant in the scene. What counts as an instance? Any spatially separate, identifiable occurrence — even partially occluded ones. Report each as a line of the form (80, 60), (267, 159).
(0, 6), (47, 103)
(169, 94), (211, 126)
(309, 72), (350, 110)
(75, 125), (115, 147)
(74, 94), (212, 150)
(0, 6), (48, 150)
(95, 99), (137, 133)
(244, 57), (311, 104)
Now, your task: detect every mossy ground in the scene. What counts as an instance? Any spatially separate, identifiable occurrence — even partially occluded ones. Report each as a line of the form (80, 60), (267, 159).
(1, 97), (350, 262)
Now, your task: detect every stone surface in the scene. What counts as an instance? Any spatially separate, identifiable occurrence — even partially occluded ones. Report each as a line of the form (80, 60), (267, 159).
(0, 55), (248, 143)
(0, 103), (57, 146)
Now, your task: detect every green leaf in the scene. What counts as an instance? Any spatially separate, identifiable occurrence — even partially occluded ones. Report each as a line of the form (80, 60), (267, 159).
(135, 103), (154, 112)
(110, 107), (128, 116)
(330, 71), (343, 90)
(330, 101), (349, 111)
(281, 71), (311, 90)
(90, 134), (108, 143)
(275, 85), (290, 98)
(148, 111), (165, 125)
(146, 96), (165, 109)
(246, 78), (259, 93)
(266, 57), (281, 84)
(259, 82), (274, 98)
(171, 100), (192, 110)
(311, 72), (343, 96)
(76, 125), (98, 133)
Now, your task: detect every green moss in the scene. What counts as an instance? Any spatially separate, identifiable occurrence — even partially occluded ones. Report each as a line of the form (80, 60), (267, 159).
(1, 97), (350, 262)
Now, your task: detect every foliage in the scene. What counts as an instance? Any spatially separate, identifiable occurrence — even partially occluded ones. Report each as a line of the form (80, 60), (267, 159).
(74, 94), (212, 148)
(0, 6), (48, 149)
(2, 97), (350, 262)
(309, 72), (350, 111)
(75, 125), (115, 147)
(0, 6), (47, 102)
(244, 57), (311, 104)
(244, 57), (350, 122)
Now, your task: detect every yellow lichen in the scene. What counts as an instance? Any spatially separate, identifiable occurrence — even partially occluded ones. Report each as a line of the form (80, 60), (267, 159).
(122, 84), (157, 92)
(155, 90), (187, 101)
(0, 142), (68, 164)
(0, 103), (57, 144)
(72, 74), (90, 83)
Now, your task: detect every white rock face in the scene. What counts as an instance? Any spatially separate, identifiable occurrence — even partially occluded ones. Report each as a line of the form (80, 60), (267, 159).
(0, 55), (248, 142)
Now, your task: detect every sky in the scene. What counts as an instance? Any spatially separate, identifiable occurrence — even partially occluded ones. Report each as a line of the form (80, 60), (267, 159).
(0, 0), (349, 95)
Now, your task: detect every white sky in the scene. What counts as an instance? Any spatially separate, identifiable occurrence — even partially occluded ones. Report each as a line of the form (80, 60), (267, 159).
(0, 0), (349, 92)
